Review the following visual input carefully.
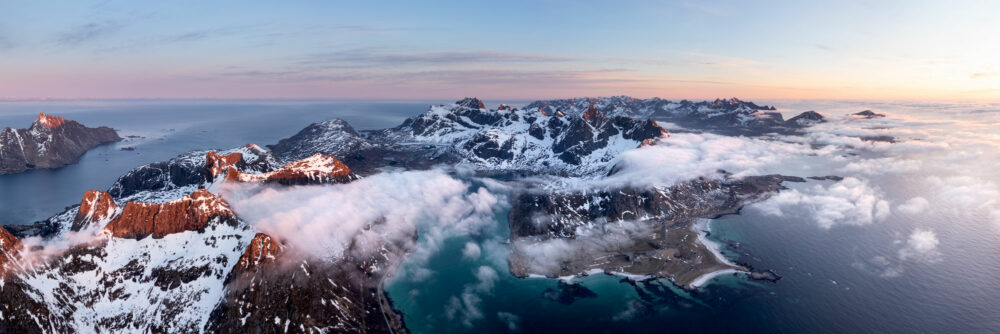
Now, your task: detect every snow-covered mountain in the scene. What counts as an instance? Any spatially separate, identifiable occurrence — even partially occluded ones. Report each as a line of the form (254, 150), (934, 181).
(525, 96), (822, 135)
(271, 98), (669, 176)
(269, 97), (825, 178)
(0, 113), (121, 175)
(0, 147), (402, 333)
(0, 96), (829, 332)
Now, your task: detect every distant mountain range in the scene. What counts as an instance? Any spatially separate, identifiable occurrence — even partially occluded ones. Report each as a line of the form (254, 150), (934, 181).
(0, 96), (848, 332)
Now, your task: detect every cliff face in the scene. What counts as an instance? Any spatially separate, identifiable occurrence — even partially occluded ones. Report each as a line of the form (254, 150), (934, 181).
(103, 189), (236, 239)
(0, 227), (20, 275)
(234, 233), (282, 273)
(0, 113), (121, 175)
(72, 190), (121, 231)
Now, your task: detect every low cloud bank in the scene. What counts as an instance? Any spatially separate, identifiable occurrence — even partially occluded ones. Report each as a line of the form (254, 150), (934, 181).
(753, 177), (891, 229)
(219, 169), (500, 261)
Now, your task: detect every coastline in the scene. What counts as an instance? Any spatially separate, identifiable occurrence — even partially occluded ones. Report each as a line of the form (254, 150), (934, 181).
(688, 218), (745, 288)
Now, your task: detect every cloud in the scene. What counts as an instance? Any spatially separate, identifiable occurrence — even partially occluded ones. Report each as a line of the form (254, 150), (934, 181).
(613, 300), (651, 321)
(55, 20), (125, 46)
(299, 49), (577, 68)
(599, 132), (828, 189)
(926, 176), (999, 208)
(444, 266), (499, 327)
(462, 242), (482, 261)
(898, 228), (941, 263)
(839, 157), (921, 175)
(753, 177), (891, 229)
(218, 170), (500, 261)
(853, 255), (904, 278)
(497, 312), (521, 332)
(897, 197), (930, 215)
(512, 220), (650, 274)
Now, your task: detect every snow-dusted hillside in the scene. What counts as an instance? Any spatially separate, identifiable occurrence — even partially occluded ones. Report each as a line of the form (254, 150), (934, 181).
(0, 146), (404, 333)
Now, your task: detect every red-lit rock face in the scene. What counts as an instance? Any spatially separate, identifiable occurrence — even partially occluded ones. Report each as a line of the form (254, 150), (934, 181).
(205, 151), (244, 181)
(104, 189), (234, 239)
(538, 107), (548, 117)
(582, 105), (605, 121)
(235, 233), (282, 272)
(226, 153), (355, 185)
(36, 112), (65, 129)
(73, 190), (121, 231)
(0, 227), (21, 275)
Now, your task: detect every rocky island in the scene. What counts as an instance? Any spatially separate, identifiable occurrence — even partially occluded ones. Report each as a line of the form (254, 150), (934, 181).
(0, 113), (121, 175)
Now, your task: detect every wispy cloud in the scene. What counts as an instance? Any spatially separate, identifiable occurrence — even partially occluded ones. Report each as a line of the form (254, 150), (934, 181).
(55, 20), (125, 46)
(298, 48), (577, 68)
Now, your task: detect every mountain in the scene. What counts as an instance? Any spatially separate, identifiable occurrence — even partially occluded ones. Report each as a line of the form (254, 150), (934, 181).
(0, 96), (822, 332)
(272, 98), (669, 176)
(0, 146), (405, 333)
(0, 113), (121, 175)
(525, 96), (824, 135)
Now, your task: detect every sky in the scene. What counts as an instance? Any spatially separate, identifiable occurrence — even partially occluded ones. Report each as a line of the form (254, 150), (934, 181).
(0, 0), (997, 101)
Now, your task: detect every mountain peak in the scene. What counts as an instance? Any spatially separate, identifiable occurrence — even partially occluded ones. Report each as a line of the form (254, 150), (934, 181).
(72, 190), (121, 231)
(35, 112), (65, 129)
(582, 105), (605, 121)
(205, 151), (245, 182)
(0, 226), (21, 276)
(456, 97), (486, 110)
(853, 110), (886, 119)
(235, 233), (283, 272)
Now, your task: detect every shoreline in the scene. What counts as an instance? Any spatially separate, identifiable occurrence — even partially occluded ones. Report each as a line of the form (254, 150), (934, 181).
(689, 218), (745, 288)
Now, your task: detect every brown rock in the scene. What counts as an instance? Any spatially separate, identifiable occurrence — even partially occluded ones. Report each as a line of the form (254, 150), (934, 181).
(105, 189), (234, 239)
(235, 233), (283, 273)
(0, 227), (21, 275)
(36, 112), (65, 128)
(72, 190), (121, 231)
(582, 105), (605, 121)
(204, 151), (244, 181)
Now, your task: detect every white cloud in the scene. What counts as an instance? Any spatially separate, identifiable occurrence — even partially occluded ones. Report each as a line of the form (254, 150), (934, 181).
(898, 228), (941, 263)
(445, 266), (499, 327)
(839, 157), (921, 175)
(497, 312), (521, 332)
(462, 242), (482, 261)
(218, 170), (500, 260)
(897, 197), (930, 215)
(600, 132), (830, 189)
(753, 177), (890, 229)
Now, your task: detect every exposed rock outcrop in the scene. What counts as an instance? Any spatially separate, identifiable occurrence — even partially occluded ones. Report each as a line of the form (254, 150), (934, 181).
(72, 190), (121, 231)
(0, 227), (21, 275)
(234, 233), (283, 273)
(104, 189), (236, 239)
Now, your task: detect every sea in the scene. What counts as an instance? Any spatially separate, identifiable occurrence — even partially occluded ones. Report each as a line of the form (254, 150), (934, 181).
(1, 99), (998, 333)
